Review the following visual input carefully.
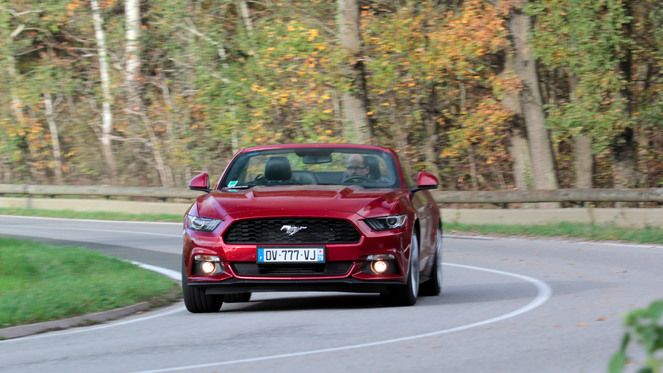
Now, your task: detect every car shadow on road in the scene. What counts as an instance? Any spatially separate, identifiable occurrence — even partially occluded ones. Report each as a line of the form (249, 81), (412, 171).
(221, 283), (541, 312)
(219, 279), (616, 312)
(221, 294), (385, 312)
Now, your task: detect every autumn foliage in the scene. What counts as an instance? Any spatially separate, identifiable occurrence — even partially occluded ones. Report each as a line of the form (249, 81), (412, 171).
(0, 0), (660, 188)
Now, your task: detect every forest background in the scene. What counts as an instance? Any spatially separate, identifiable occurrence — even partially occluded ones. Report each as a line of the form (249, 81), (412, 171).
(0, 0), (661, 192)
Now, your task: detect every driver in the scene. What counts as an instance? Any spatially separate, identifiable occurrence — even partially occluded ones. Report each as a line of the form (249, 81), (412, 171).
(343, 154), (369, 182)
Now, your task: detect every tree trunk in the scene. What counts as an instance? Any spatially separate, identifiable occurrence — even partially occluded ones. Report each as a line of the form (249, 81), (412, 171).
(390, 95), (412, 178)
(499, 44), (534, 192)
(43, 92), (63, 183)
(612, 1), (637, 205)
(508, 6), (559, 193)
(124, 0), (173, 187)
(573, 135), (592, 189)
(90, 0), (118, 184)
(124, 0), (141, 105)
(238, 0), (254, 36)
(235, 1), (255, 151)
(568, 74), (592, 189)
(612, 127), (636, 188)
(468, 145), (479, 191)
(509, 128), (532, 190)
(508, 5), (558, 208)
(423, 85), (441, 180)
(337, 0), (371, 144)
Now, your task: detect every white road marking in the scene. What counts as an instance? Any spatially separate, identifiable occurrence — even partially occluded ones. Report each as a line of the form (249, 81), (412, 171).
(577, 241), (663, 249)
(135, 262), (552, 373)
(0, 214), (181, 225)
(130, 261), (181, 281)
(0, 303), (185, 344)
(444, 234), (495, 240)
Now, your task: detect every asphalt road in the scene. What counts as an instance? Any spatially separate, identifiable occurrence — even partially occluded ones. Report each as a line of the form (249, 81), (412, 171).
(1, 215), (662, 372)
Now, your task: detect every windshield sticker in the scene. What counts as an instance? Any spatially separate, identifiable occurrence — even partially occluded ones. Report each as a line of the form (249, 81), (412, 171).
(227, 180), (238, 187)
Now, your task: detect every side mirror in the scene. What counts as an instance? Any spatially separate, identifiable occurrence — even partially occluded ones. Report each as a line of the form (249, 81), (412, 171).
(411, 171), (439, 194)
(189, 172), (210, 193)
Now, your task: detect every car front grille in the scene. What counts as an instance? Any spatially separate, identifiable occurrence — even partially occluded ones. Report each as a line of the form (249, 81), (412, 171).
(224, 218), (361, 244)
(232, 262), (353, 277)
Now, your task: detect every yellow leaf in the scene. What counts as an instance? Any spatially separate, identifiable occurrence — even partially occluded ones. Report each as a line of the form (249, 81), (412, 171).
(307, 29), (319, 41)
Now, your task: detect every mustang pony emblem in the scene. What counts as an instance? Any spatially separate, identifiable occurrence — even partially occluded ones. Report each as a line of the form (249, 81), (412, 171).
(280, 225), (308, 236)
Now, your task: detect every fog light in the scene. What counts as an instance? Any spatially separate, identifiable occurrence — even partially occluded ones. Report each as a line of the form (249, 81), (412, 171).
(201, 261), (216, 275)
(370, 260), (389, 274)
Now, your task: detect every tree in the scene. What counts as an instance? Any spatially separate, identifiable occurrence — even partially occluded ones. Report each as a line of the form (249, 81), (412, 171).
(337, 0), (371, 143)
(124, 0), (172, 187)
(528, 0), (632, 189)
(43, 92), (62, 183)
(90, 0), (117, 183)
(508, 1), (559, 194)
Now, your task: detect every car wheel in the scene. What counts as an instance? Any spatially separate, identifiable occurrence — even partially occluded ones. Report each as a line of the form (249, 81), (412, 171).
(182, 262), (223, 313)
(381, 230), (419, 306)
(420, 230), (442, 296)
(224, 292), (252, 303)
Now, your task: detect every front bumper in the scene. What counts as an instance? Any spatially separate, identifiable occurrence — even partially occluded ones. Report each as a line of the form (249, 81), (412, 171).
(183, 212), (414, 286)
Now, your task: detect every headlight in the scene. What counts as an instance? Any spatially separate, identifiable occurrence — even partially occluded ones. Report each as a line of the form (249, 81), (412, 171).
(186, 214), (222, 231)
(365, 215), (407, 231)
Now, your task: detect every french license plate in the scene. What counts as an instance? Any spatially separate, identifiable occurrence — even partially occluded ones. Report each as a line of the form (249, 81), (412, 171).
(257, 247), (325, 263)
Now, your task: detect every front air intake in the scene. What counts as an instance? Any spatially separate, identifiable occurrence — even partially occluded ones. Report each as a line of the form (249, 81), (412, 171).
(224, 218), (360, 244)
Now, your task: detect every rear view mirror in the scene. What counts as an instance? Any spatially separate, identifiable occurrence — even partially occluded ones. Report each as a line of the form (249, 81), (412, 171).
(189, 172), (210, 192)
(302, 154), (332, 164)
(296, 149), (333, 164)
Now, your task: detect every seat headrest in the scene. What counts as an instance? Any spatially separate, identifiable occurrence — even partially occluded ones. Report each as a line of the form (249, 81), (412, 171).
(364, 156), (381, 180)
(264, 156), (292, 181)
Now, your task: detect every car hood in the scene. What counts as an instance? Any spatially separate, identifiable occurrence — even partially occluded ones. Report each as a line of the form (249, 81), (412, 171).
(195, 185), (407, 219)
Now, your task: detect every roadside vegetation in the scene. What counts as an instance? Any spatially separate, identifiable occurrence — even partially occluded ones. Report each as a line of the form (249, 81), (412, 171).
(445, 222), (663, 245)
(610, 300), (663, 373)
(0, 237), (178, 328)
(1, 1), (661, 193)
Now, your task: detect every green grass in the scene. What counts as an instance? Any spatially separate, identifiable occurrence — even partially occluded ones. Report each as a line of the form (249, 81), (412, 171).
(0, 237), (179, 328)
(0, 207), (182, 222)
(445, 222), (663, 245)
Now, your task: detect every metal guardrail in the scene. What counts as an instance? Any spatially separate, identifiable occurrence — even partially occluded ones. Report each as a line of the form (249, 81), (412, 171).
(0, 184), (201, 199)
(0, 184), (661, 203)
(431, 188), (663, 204)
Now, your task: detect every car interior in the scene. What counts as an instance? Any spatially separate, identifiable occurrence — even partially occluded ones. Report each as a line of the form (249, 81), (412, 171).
(259, 155), (387, 186)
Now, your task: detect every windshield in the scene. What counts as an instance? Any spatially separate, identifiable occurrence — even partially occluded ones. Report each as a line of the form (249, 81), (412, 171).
(219, 148), (400, 189)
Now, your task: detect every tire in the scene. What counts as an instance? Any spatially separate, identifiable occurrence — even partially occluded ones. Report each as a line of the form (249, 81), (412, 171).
(420, 230), (442, 296)
(182, 262), (224, 313)
(224, 292), (252, 303)
(381, 231), (420, 307)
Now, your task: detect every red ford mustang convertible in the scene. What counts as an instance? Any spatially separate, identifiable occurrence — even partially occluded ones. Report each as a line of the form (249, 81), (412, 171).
(182, 144), (442, 312)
